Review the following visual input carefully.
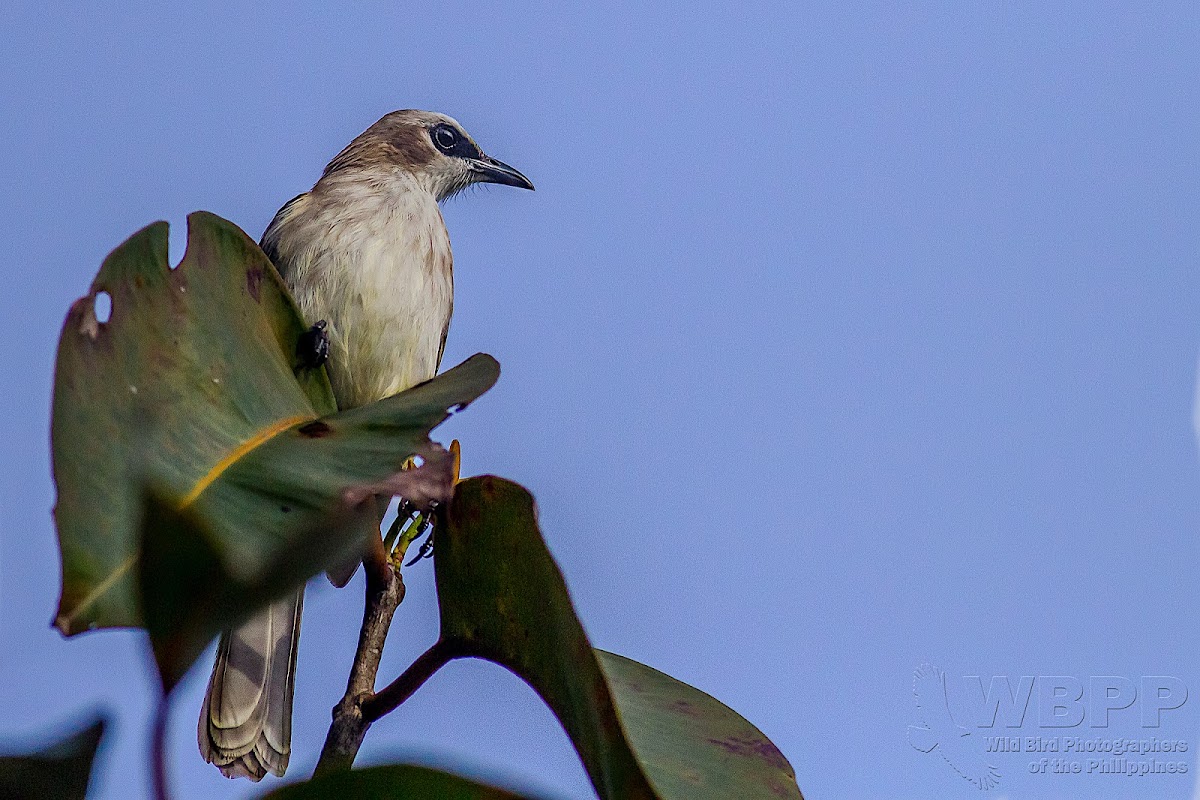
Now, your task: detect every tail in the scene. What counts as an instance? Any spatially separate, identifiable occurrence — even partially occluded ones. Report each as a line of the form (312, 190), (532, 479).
(199, 592), (303, 780)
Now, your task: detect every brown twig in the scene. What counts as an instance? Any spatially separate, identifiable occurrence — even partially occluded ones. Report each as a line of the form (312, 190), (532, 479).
(315, 452), (458, 776)
(362, 639), (457, 723)
(314, 531), (405, 776)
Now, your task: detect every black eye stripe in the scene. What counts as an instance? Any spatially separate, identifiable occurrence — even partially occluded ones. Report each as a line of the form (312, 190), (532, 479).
(430, 123), (481, 160)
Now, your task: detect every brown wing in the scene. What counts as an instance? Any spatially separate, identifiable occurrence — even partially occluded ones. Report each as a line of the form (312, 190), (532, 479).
(259, 193), (308, 278)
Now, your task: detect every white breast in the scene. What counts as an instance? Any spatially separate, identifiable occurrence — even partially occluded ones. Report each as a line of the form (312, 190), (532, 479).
(265, 170), (454, 410)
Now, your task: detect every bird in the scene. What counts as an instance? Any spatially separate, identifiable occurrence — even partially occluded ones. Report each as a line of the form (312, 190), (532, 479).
(198, 110), (533, 781)
(908, 663), (1001, 790)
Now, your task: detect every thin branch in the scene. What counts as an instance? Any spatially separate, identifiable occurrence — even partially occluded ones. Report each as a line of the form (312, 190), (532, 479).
(361, 522), (393, 597)
(315, 457), (456, 776)
(362, 639), (457, 723)
(151, 699), (171, 800)
(314, 535), (405, 776)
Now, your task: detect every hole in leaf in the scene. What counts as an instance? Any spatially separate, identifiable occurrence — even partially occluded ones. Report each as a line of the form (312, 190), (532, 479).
(93, 291), (112, 323)
(168, 218), (188, 270)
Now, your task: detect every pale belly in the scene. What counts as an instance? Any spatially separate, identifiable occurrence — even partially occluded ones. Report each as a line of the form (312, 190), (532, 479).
(285, 234), (453, 411)
(315, 262), (450, 410)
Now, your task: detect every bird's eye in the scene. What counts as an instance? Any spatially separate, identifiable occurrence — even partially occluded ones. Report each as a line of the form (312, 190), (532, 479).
(432, 125), (459, 153)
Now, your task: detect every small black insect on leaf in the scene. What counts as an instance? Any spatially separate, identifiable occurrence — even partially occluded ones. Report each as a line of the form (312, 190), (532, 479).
(296, 320), (330, 370)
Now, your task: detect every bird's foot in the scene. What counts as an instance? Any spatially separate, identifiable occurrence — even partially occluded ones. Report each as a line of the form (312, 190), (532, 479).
(385, 502), (436, 568)
(296, 320), (330, 370)
(403, 511), (437, 566)
(383, 441), (460, 568)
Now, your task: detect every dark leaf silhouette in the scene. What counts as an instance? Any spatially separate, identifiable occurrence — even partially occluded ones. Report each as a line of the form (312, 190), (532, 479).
(429, 477), (803, 800)
(0, 717), (105, 800)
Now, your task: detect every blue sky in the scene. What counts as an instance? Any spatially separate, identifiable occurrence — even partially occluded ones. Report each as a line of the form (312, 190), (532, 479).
(2, 3), (1198, 798)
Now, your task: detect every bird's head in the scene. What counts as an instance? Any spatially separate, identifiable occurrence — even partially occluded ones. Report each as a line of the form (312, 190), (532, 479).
(321, 110), (534, 201)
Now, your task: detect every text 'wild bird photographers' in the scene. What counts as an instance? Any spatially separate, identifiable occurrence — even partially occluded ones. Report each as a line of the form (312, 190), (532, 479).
(907, 664), (1190, 791)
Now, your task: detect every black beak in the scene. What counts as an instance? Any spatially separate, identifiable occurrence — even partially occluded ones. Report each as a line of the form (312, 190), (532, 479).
(472, 155), (535, 190)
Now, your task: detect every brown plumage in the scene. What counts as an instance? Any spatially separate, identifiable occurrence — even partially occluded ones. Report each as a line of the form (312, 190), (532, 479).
(199, 110), (532, 781)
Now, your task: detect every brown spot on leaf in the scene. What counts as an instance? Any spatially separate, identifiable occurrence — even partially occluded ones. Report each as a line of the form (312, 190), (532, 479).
(78, 312), (100, 340)
(452, 490), (484, 528)
(246, 267), (263, 302)
(767, 778), (794, 798)
(72, 296), (101, 340)
(480, 475), (502, 502)
(298, 421), (332, 438)
(342, 445), (454, 508)
(707, 735), (791, 770)
(670, 699), (701, 718)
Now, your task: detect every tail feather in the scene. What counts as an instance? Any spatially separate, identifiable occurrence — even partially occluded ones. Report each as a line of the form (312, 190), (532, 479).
(199, 592), (303, 781)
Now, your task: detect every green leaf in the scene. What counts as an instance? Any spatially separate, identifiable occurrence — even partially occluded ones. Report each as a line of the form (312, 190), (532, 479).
(138, 490), (229, 691)
(596, 651), (801, 800)
(52, 212), (499, 635)
(262, 763), (550, 800)
(137, 485), (364, 692)
(0, 718), (105, 800)
(139, 442), (459, 690)
(434, 477), (803, 800)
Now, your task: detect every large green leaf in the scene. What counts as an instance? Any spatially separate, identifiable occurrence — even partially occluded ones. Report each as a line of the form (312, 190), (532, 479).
(263, 763), (551, 800)
(0, 718), (105, 800)
(597, 651), (801, 800)
(139, 440), (457, 691)
(432, 477), (803, 800)
(52, 212), (498, 635)
(136, 485), (344, 691)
